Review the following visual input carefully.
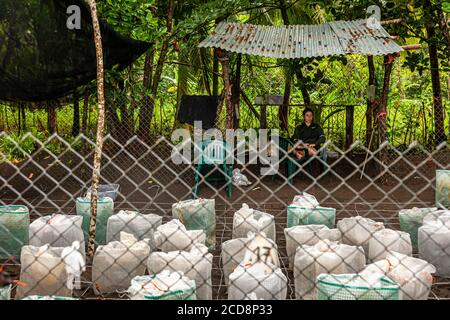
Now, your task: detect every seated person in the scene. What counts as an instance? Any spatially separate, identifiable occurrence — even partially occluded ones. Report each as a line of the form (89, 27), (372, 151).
(290, 108), (326, 159)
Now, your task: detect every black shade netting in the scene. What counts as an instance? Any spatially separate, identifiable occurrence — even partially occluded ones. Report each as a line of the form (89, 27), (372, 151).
(0, 0), (151, 102)
(178, 95), (220, 130)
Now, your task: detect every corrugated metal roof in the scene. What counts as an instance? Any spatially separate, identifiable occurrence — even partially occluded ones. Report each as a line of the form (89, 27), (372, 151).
(198, 20), (403, 58)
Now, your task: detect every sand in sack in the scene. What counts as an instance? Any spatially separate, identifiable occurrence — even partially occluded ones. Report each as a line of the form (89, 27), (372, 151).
(29, 214), (85, 258)
(232, 204), (276, 241)
(284, 225), (341, 269)
(15, 245), (71, 299)
(294, 239), (366, 300)
(221, 233), (279, 285)
(154, 219), (206, 252)
(368, 228), (412, 262)
(106, 210), (162, 248)
(147, 243), (212, 300)
(92, 232), (150, 295)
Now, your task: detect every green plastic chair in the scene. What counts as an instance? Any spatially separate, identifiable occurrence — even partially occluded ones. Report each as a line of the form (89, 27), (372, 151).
(273, 136), (328, 184)
(193, 139), (233, 198)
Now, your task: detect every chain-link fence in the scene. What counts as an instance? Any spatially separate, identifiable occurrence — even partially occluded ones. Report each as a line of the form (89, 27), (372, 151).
(0, 131), (449, 300)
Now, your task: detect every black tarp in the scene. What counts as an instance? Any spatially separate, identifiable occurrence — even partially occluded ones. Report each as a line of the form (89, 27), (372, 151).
(178, 95), (219, 129)
(0, 0), (151, 102)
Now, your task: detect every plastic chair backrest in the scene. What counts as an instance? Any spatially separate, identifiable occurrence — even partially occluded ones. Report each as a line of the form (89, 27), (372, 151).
(201, 139), (228, 164)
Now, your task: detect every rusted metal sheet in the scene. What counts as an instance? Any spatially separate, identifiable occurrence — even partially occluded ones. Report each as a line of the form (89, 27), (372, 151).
(199, 20), (403, 58)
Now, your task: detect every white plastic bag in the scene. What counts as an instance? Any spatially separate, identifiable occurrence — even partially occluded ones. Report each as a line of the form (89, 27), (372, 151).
(232, 204), (276, 241)
(29, 214), (85, 258)
(294, 239), (366, 300)
(154, 219), (206, 252)
(228, 262), (287, 300)
(61, 241), (86, 290)
(15, 245), (71, 299)
(147, 244), (213, 300)
(232, 169), (252, 186)
(284, 225), (341, 269)
(360, 251), (436, 300)
(292, 192), (319, 208)
(106, 210), (162, 248)
(337, 216), (384, 256)
(128, 271), (196, 300)
(92, 232), (150, 294)
(368, 229), (412, 262)
(418, 210), (450, 277)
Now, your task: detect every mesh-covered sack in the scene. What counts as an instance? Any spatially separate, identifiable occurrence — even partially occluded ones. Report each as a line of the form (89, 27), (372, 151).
(418, 210), (450, 277)
(362, 251), (436, 300)
(15, 245), (71, 299)
(294, 239), (366, 300)
(172, 198), (216, 251)
(368, 229), (412, 262)
(337, 216), (384, 256)
(287, 205), (336, 229)
(228, 262), (287, 300)
(106, 210), (162, 248)
(76, 196), (114, 245)
(21, 295), (78, 300)
(154, 219), (206, 252)
(92, 232), (150, 295)
(221, 234), (279, 286)
(399, 207), (438, 248)
(29, 214), (85, 258)
(147, 244), (212, 300)
(284, 225), (341, 270)
(232, 204), (276, 241)
(316, 273), (399, 300)
(436, 169), (450, 209)
(0, 205), (29, 259)
(0, 285), (11, 300)
(128, 272), (196, 300)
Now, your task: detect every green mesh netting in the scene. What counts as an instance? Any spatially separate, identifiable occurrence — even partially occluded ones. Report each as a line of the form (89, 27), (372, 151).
(287, 205), (336, 229)
(317, 274), (400, 300)
(0, 205), (29, 259)
(76, 197), (114, 245)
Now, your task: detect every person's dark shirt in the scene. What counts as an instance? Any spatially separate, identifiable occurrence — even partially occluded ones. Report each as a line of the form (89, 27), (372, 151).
(291, 122), (326, 146)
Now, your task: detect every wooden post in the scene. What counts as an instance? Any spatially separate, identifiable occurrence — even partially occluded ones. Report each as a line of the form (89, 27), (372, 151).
(345, 105), (354, 154)
(260, 105), (267, 129)
(218, 50), (234, 129)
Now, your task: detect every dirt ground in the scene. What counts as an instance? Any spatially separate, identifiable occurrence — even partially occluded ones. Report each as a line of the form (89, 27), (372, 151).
(1, 144), (449, 300)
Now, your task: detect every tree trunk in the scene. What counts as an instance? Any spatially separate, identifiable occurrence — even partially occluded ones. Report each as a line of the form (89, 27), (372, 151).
(377, 54), (396, 171)
(280, 75), (291, 131)
(81, 91), (89, 136)
(71, 93), (80, 137)
(139, 0), (175, 139)
(436, 7), (450, 58)
(212, 48), (219, 96)
(295, 67), (311, 106)
(366, 56), (376, 149)
(219, 51), (233, 129)
(47, 103), (57, 134)
(87, 0), (106, 259)
(425, 3), (447, 145)
(231, 54), (241, 129)
(138, 49), (154, 139)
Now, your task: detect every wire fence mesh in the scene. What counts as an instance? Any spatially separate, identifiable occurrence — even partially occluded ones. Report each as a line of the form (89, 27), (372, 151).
(0, 131), (449, 300)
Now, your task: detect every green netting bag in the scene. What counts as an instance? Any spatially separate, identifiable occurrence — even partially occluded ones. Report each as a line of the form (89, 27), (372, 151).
(287, 205), (336, 229)
(0, 285), (11, 300)
(436, 170), (450, 209)
(0, 205), (29, 259)
(21, 295), (78, 300)
(76, 197), (114, 245)
(128, 273), (197, 300)
(172, 199), (216, 251)
(317, 274), (400, 300)
(399, 207), (438, 248)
